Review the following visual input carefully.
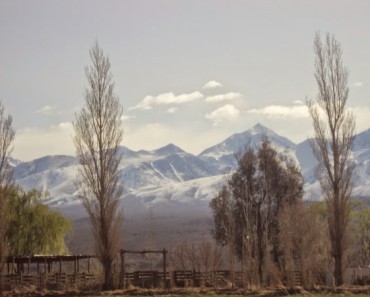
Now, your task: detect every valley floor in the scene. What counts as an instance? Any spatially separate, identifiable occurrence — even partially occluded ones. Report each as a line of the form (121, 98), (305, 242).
(67, 212), (213, 254)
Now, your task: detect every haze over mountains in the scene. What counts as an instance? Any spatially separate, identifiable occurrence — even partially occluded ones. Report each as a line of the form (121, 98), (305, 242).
(12, 123), (370, 219)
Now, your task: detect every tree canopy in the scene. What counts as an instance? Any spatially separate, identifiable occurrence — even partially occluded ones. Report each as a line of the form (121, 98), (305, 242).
(6, 186), (71, 256)
(210, 138), (303, 286)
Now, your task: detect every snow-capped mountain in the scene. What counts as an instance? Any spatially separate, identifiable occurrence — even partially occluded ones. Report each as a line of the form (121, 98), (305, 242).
(119, 144), (219, 191)
(11, 124), (370, 219)
(199, 123), (296, 172)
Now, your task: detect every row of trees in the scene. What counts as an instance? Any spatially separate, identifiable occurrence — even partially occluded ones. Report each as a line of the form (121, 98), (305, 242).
(72, 32), (358, 290)
(0, 31), (359, 291)
(210, 139), (306, 286)
(210, 32), (356, 287)
(57, 32), (365, 289)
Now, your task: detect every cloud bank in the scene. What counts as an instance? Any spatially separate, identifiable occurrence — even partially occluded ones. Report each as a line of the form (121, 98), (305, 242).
(130, 91), (204, 110)
(14, 122), (75, 161)
(206, 92), (242, 103)
(248, 104), (309, 119)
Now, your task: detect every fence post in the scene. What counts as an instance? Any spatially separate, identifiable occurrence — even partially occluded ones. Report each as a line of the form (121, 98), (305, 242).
(119, 250), (125, 289)
(163, 249), (167, 289)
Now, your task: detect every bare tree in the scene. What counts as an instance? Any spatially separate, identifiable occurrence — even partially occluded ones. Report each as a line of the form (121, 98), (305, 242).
(307, 32), (355, 286)
(210, 185), (234, 247)
(351, 202), (370, 266)
(210, 184), (236, 285)
(211, 139), (303, 287)
(169, 241), (189, 271)
(74, 42), (123, 290)
(199, 239), (223, 273)
(0, 102), (15, 291)
(278, 201), (331, 288)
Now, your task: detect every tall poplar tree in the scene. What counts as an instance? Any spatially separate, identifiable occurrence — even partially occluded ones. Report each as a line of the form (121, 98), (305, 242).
(74, 42), (124, 290)
(307, 32), (355, 286)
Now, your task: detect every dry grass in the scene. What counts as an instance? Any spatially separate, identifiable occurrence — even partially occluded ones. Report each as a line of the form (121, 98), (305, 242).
(4, 285), (370, 297)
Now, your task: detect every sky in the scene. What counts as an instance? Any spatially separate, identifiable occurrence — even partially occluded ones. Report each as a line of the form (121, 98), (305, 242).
(1, 0), (370, 161)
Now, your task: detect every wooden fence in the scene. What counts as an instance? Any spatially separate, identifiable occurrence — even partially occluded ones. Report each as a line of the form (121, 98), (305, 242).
(1, 252), (305, 290)
(2, 255), (96, 290)
(3, 269), (302, 290)
(4, 272), (95, 289)
(121, 270), (264, 288)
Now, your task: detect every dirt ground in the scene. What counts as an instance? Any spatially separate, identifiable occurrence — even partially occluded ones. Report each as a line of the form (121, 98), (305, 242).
(4, 285), (370, 297)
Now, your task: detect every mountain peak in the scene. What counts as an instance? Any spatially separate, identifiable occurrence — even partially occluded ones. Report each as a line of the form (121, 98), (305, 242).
(199, 123), (296, 168)
(153, 143), (185, 156)
(252, 123), (271, 133)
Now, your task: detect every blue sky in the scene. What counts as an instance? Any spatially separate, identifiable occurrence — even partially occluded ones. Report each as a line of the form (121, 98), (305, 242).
(1, 0), (370, 161)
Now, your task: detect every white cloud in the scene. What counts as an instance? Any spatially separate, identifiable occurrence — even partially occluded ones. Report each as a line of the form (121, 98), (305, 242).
(203, 80), (223, 89)
(54, 122), (73, 130)
(13, 122), (75, 161)
(206, 92), (242, 103)
(35, 105), (59, 116)
(124, 122), (174, 151)
(349, 106), (370, 133)
(352, 81), (363, 87)
(206, 104), (240, 126)
(248, 104), (309, 119)
(167, 107), (178, 114)
(293, 100), (304, 105)
(121, 115), (135, 121)
(129, 91), (204, 110)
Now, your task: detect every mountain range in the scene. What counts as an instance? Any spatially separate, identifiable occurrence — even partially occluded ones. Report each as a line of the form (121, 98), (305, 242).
(12, 123), (370, 219)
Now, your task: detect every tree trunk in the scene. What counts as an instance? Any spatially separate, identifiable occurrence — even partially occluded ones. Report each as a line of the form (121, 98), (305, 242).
(103, 260), (113, 290)
(334, 213), (343, 286)
(257, 205), (264, 286)
(334, 250), (343, 286)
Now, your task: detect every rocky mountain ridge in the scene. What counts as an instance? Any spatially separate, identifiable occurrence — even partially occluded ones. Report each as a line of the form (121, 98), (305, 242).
(12, 123), (370, 219)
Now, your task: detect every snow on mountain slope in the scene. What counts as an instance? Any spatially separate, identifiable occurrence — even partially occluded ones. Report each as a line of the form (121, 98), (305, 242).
(10, 124), (370, 219)
(12, 144), (222, 218)
(119, 144), (219, 191)
(14, 156), (78, 199)
(131, 175), (226, 215)
(354, 128), (370, 151)
(296, 128), (370, 200)
(295, 139), (317, 184)
(199, 123), (296, 171)
(14, 155), (78, 180)
(351, 129), (370, 198)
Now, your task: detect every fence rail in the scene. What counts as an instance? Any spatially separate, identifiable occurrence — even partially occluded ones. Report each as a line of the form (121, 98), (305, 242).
(3, 273), (96, 290)
(2, 269), (305, 290)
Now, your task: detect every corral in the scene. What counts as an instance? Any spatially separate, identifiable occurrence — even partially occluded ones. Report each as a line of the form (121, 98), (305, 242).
(1, 250), (303, 290)
(3, 255), (95, 290)
(3, 250), (370, 291)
